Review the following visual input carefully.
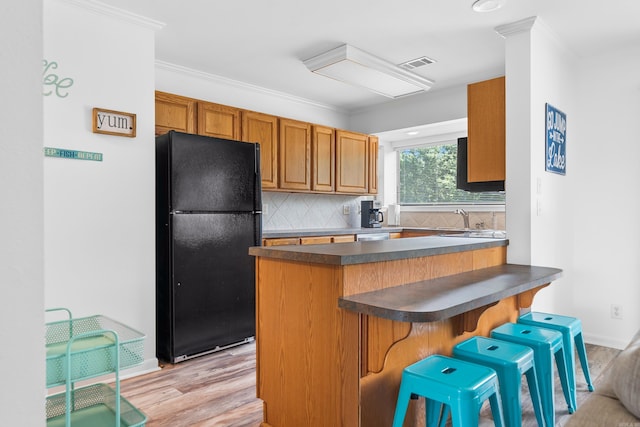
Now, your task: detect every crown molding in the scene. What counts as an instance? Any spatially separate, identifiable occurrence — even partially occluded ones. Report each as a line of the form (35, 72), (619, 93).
(155, 60), (346, 114)
(55, 0), (165, 31)
(495, 16), (537, 39)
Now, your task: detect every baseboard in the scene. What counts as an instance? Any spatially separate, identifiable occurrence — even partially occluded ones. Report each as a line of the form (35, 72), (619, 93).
(120, 357), (160, 379)
(583, 332), (628, 350)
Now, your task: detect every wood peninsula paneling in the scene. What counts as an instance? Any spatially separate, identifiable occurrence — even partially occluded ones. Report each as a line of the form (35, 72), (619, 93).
(254, 243), (523, 427)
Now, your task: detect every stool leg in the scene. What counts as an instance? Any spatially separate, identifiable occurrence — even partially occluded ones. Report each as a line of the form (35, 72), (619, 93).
(561, 332), (578, 410)
(425, 398), (448, 427)
(533, 352), (555, 427)
(450, 401), (480, 427)
(554, 347), (575, 413)
(575, 332), (595, 391)
(524, 365), (546, 427)
(489, 389), (506, 427)
(496, 367), (522, 427)
(392, 380), (412, 427)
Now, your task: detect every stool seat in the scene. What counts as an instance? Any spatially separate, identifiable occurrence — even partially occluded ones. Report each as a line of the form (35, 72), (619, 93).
(519, 311), (595, 399)
(453, 336), (545, 427)
(392, 355), (505, 427)
(492, 322), (573, 427)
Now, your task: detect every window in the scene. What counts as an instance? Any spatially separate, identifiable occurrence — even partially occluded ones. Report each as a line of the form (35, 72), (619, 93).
(398, 142), (505, 205)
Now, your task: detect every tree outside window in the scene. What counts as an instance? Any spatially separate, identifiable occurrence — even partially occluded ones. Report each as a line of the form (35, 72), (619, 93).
(398, 143), (505, 205)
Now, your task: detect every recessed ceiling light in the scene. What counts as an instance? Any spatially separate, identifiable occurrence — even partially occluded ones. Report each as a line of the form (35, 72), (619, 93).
(472, 0), (506, 12)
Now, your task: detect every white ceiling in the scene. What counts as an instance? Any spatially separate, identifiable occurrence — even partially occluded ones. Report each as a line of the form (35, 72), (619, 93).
(100, 0), (640, 113)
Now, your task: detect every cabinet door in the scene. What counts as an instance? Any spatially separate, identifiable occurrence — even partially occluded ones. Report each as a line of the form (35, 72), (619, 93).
(242, 111), (279, 189)
(335, 130), (368, 194)
(263, 237), (300, 246)
(368, 135), (379, 194)
(332, 234), (355, 243)
(300, 236), (332, 245)
(279, 119), (311, 191)
(312, 125), (335, 192)
(155, 91), (196, 135)
(467, 76), (505, 182)
(197, 102), (241, 140)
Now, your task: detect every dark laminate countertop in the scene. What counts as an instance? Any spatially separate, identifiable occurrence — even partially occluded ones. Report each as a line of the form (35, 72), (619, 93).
(338, 264), (562, 322)
(262, 227), (403, 239)
(249, 235), (508, 265)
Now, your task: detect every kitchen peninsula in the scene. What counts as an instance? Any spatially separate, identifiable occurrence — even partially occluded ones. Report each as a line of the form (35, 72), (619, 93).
(249, 236), (562, 427)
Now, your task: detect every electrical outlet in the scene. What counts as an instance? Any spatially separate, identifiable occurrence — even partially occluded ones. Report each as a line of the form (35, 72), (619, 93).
(611, 304), (623, 319)
(343, 205), (350, 215)
(263, 204), (269, 215)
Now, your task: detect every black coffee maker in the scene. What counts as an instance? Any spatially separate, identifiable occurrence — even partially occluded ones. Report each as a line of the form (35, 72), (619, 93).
(361, 200), (383, 228)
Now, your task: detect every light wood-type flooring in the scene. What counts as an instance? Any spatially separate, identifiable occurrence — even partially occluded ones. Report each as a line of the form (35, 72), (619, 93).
(120, 341), (620, 427)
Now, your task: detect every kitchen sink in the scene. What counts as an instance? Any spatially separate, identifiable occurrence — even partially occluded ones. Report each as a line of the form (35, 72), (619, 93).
(441, 230), (506, 239)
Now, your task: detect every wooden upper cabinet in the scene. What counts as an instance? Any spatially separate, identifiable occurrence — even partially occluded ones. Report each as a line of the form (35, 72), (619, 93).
(312, 125), (335, 192)
(241, 111), (279, 189)
(335, 130), (368, 194)
(279, 119), (311, 191)
(467, 76), (505, 182)
(197, 101), (240, 140)
(368, 135), (379, 194)
(155, 91), (196, 135)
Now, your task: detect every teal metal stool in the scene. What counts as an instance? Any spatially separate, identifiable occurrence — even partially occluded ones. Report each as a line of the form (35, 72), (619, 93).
(491, 323), (572, 427)
(518, 311), (595, 406)
(453, 336), (545, 427)
(392, 355), (505, 427)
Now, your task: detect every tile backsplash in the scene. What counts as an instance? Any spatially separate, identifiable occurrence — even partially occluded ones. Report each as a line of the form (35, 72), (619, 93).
(262, 192), (365, 230)
(399, 210), (505, 230)
(261, 192), (505, 231)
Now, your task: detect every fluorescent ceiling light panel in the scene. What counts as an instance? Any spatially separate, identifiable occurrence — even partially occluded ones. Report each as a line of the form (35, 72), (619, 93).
(303, 44), (434, 98)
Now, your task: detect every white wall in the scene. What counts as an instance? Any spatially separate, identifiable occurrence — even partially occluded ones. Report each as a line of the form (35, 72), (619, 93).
(0, 2), (45, 425)
(349, 84), (468, 134)
(567, 44), (640, 347)
(155, 62), (349, 130)
(43, 0), (160, 371)
(505, 19), (640, 349)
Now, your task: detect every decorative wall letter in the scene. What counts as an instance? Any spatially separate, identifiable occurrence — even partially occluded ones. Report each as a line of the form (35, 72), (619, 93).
(42, 59), (74, 98)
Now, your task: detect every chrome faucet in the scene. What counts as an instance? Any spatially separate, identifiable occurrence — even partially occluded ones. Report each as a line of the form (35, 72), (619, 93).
(455, 208), (470, 229)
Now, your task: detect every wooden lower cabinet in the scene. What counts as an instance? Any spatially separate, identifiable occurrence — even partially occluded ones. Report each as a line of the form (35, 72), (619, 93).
(264, 234), (356, 246)
(300, 236), (332, 245)
(332, 234), (355, 243)
(262, 237), (299, 247)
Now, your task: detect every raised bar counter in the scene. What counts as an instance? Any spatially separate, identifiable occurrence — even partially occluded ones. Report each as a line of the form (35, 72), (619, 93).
(339, 264), (562, 322)
(249, 236), (562, 427)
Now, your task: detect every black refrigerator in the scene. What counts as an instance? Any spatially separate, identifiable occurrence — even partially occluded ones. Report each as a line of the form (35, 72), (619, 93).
(155, 131), (262, 363)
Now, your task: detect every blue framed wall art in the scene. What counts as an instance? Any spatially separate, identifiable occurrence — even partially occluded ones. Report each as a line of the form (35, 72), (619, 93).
(545, 103), (566, 175)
